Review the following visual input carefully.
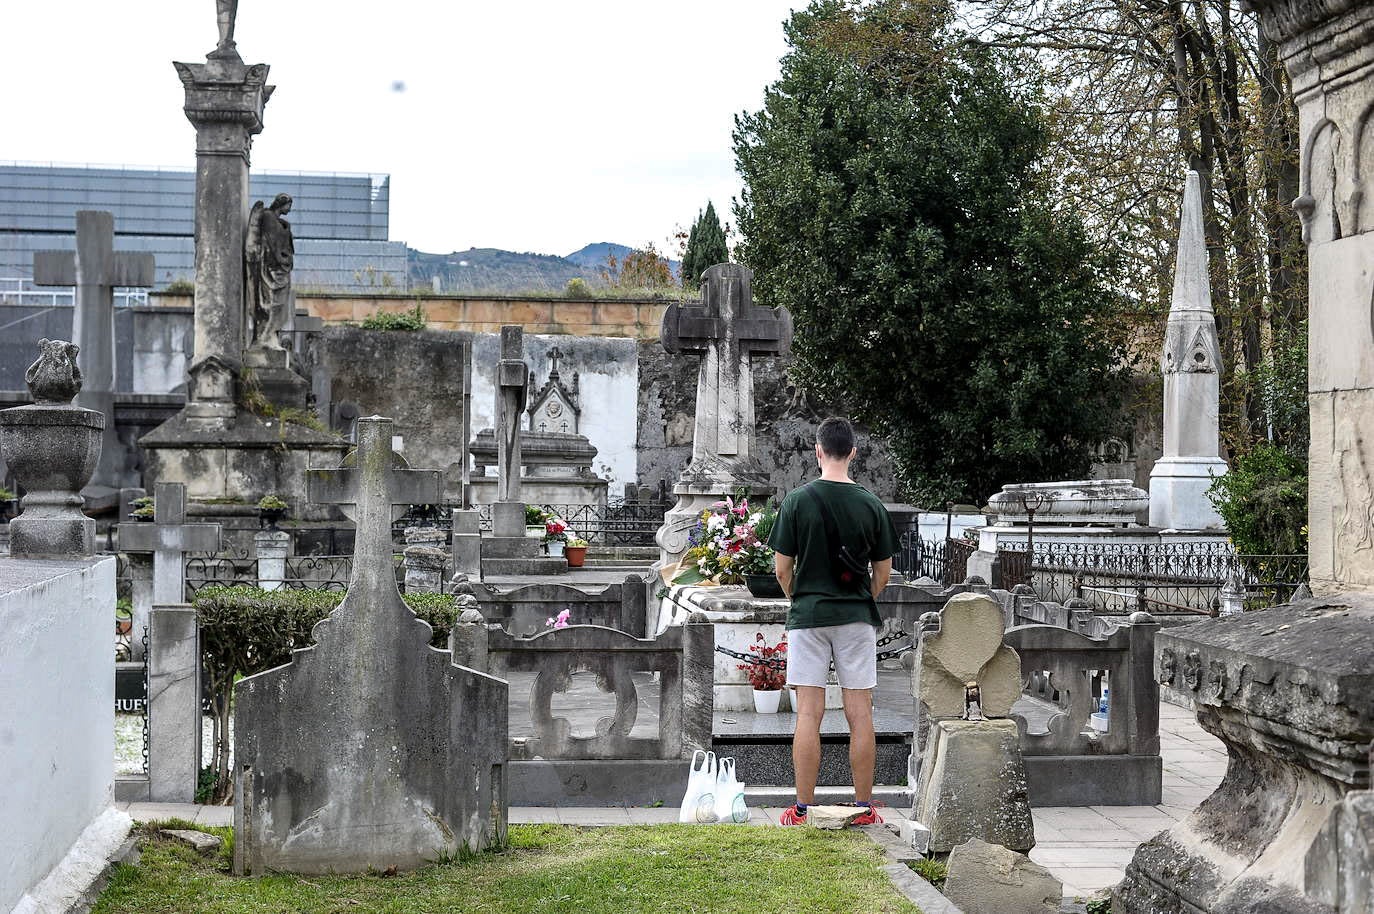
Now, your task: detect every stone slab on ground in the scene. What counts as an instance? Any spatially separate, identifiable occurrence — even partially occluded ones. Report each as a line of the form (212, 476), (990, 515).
(945, 838), (1061, 914)
(806, 805), (865, 829)
(160, 829), (222, 855)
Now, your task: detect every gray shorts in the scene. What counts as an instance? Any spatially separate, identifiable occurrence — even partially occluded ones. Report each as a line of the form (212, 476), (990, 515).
(786, 621), (878, 690)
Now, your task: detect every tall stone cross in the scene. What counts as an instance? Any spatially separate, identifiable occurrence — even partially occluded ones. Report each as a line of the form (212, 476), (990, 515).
(494, 326), (528, 505)
(661, 263), (793, 466)
(308, 417), (441, 576)
(655, 264), (792, 565)
(117, 482), (222, 605)
(33, 211), (155, 490)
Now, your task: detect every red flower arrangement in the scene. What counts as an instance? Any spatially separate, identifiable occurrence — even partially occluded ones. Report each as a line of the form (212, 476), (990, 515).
(738, 631), (787, 691)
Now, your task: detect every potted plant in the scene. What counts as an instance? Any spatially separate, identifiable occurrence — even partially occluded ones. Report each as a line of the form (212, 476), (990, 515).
(672, 495), (779, 596)
(0, 486), (16, 523)
(525, 505), (548, 538)
(738, 631), (787, 713)
(115, 598), (133, 636)
(130, 495), (155, 522)
(565, 536), (590, 567)
(258, 494), (288, 529)
(543, 515), (570, 558)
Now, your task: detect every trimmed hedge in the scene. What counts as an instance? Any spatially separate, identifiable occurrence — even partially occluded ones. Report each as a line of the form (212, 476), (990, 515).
(192, 586), (459, 801)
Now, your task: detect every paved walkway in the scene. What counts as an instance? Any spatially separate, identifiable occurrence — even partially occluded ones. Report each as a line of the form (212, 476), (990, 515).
(117, 701), (1225, 902)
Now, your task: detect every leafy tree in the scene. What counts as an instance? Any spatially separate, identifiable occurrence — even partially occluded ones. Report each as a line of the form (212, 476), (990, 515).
(601, 243), (676, 291)
(681, 202), (730, 289)
(733, 0), (1131, 506)
(1207, 443), (1307, 555)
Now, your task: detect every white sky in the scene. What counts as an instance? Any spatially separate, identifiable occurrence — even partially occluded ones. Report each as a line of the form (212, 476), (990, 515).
(2, 1), (800, 256)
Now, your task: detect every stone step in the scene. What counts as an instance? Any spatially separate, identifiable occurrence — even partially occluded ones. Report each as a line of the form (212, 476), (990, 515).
(742, 784), (913, 808)
(481, 557), (568, 576)
(712, 732), (911, 788)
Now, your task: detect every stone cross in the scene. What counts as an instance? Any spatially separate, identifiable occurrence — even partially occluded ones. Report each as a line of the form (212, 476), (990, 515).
(117, 482), (222, 605)
(547, 345), (564, 377)
(494, 326), (528, 505)
(661, 263), (793, 464)
(33, 211), (155, 490)
(307, 419), (441, 569)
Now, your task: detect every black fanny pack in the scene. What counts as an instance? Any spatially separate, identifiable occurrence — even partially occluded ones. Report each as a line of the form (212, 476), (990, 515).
(802, 483), (871, 592)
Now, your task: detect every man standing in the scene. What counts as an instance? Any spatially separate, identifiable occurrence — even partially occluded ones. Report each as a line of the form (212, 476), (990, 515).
(768, 417), (899, 826)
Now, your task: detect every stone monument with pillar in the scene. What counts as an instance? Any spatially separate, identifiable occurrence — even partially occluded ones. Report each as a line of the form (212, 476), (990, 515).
(139, 3), (345, 521)
(1116, 3), (1374, 910)
(32, 211), (154, 503)
(654, 263), (793, 568)
(1148, 171), (1228, 531)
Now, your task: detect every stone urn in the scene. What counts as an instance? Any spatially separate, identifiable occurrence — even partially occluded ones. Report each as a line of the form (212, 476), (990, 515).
(0, 339), (104, 557)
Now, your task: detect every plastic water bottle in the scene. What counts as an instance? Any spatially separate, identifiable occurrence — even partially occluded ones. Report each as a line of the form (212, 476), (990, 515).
(1098, 686), (1110, 716)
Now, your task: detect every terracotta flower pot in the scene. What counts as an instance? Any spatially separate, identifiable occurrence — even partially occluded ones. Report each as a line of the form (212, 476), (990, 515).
(565, 545), (587, 567)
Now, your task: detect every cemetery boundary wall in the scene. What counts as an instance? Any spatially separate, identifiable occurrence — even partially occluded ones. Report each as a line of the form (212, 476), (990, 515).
(0, 556), (127, 913)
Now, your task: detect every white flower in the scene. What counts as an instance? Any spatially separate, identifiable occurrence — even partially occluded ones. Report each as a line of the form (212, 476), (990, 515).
(707, 514), (726, 531)
(749, 512), (762, 525)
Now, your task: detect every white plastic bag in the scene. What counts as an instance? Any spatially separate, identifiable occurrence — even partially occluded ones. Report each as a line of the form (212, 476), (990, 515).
(679, 749), (719, 823)
(713, 756), (749, 824)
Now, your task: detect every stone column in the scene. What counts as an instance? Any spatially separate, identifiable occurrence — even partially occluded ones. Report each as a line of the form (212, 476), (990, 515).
(403, 526), (447, 595)
(254, 528), (290, 591)
(173, 48), (272, 426)
(148, 604), (202, 803)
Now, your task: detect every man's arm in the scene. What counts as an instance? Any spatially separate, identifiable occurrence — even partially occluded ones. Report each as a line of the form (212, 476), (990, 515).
(775, 552), (795, 598)
(870, 557), (891, 599)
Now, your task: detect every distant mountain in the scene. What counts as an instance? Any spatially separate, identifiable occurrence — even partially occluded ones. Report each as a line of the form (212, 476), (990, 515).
(407, 243), (681, 294)
(408, 247), (598, 295)
(567, 242), (681, 279)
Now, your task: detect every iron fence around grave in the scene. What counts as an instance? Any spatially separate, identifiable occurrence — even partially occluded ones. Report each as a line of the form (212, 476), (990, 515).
(181, 552), (395, 595)
(475, 499), (670, 547)
(1014, 540), (1309, 614)
(893, 532), (976, 586)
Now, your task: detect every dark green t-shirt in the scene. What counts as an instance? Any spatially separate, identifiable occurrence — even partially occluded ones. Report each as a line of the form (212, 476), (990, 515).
(768, 480), (900, 630)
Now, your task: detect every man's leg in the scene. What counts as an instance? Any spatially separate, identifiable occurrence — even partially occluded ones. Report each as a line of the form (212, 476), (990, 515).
(842, 687), (876, 803)
(792, 685), (826, 805)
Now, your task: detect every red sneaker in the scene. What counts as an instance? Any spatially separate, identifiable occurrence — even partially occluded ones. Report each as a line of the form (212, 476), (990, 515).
(779, 804), (808, 826)
(849, 803), (884, 825)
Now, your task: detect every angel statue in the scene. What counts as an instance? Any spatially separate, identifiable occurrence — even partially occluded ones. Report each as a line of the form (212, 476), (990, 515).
(245, 193), (294, 350)
(217, 0), (238, 52)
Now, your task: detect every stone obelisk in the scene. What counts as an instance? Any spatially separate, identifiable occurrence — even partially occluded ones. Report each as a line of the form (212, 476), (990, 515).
(1148, 171), (1227, 530)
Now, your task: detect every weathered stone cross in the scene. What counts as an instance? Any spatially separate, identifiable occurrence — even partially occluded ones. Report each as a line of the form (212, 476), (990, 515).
(661, 263), (793, 462)
(118, 482), (222, 604)
(308, 417), (441, 578)
(34, 210), (155, 489)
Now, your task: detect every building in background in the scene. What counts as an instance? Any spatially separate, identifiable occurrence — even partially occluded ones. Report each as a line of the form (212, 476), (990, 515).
(0, 162), (407, 300)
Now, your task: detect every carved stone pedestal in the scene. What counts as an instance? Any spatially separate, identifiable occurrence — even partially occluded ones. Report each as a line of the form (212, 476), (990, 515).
(1116, 598), (1374, 913)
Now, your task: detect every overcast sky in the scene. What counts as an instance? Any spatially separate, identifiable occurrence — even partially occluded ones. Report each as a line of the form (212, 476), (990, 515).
(3, 1), (800, 256)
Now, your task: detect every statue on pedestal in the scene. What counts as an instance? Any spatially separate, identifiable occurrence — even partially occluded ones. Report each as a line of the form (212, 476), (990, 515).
(215, 0), (238, 54)
(245, 193), (294, 351)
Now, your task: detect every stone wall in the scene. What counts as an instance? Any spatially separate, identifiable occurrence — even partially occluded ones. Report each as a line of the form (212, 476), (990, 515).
(0, 556), (126, 913)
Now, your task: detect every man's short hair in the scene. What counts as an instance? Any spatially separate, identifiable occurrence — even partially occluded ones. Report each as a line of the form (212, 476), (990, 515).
(817, 417), (856, 459)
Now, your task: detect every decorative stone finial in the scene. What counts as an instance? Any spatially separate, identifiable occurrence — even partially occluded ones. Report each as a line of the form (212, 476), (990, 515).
(25, 339), (83, 405)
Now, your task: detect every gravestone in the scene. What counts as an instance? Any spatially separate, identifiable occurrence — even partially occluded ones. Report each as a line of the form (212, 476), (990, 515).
(911, 594), (1033, 853)
(944, 839), (1061, 914)
(234, 416), (508, 875)
(654, 263), (793, 567)
(1115, 2), (1374, 910)
(1148, 171), (1228, 530)
(32, 210), (155, 496)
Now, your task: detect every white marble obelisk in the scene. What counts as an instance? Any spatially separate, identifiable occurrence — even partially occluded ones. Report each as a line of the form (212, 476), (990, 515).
(1149, 171), (1228, 530)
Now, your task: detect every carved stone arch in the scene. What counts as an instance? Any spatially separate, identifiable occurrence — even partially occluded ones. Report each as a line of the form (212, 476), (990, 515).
(1353, 100), (1374, 233)
(1297, 119), (1341, 245)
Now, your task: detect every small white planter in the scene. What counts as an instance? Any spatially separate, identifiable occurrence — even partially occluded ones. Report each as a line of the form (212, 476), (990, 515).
(752, 689), (782, 714)
(547, 539), (566, 558)
(1090, 711), (1109, 732)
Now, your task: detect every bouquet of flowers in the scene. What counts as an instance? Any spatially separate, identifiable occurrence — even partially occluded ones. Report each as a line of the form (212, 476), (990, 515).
(543, 516), (569, 543)
(738, 631), (787, 691)
(672, 495), (778, 586)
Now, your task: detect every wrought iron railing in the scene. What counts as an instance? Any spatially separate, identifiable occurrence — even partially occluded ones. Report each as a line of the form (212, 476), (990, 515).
(1010, 541), (1308, 613)
(894, 533), (975, 586)
(476, 499), (670, 547)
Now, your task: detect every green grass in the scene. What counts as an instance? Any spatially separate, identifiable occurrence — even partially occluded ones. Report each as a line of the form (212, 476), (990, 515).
(93, 823), (919, 914)
(906, 858), (946, 890)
